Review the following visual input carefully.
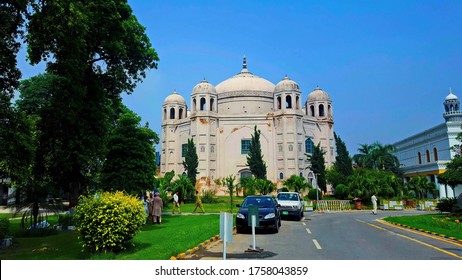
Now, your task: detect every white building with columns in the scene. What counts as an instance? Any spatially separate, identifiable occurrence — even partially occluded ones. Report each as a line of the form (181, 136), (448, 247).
(160, 58), (336, 192)
(393, 90), (462, 198)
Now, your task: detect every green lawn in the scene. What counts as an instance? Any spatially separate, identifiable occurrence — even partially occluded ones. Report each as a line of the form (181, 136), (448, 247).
(0, 214), (222, 260)
(384, 214), (462, 240)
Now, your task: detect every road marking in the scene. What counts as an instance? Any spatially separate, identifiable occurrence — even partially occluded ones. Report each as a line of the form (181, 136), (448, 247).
(306, 228), (311, 234)
(302, 222), (306, 226)
(356, 219), (462, 259)
(312, 239), (322, 249)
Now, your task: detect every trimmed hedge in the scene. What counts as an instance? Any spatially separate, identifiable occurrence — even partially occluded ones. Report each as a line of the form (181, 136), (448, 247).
(75, 191), (146, 253)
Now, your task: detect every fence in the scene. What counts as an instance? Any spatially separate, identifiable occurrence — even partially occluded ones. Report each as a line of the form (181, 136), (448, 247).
(313, 200), (352, 212)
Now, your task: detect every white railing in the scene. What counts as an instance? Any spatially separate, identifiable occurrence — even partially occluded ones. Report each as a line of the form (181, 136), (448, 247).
(315, 200), (352, 212)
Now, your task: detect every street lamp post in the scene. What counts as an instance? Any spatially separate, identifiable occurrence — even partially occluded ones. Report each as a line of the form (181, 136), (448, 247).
(314, 173), (319, 212)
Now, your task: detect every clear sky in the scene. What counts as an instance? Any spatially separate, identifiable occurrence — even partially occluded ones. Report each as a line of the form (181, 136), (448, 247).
(17, 0), (462, 155)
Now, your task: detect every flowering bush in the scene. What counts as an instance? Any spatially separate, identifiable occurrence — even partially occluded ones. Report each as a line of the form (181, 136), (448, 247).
(75, 191), (146, 253)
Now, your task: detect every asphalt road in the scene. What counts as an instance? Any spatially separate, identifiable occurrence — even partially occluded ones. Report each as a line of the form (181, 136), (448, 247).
(189, 210), (462, 260)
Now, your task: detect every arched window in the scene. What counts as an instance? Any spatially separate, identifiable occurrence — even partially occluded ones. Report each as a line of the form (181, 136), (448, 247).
(200, 97), (206, 111)
(193, 98), (197, 112)
(277, 96), (282, 109)
(210, 98), (215, 111)
(179, 108), (184, 119)
(163, 108), (167, 120)
(426, 150), (430, 163)
(240, 170), (252, 179)
(296, 96), (300, 109)
(286, 95), (292, 109)
(319, 104), (325, 117)
(299, 172), (303, 177)
(279, 145), (283, 152)
(279, 172), (284, 180)
(418, 152), (422, 164)
(169, 108), (175, 119)
(433, 148), (438, 161)
(305, 138), (314, 154)
(310, 105), (315, 116)
(200, 145), (205, 153)
(307, 173), (314, 184)
(328, 105), (332, 116)
(288, 144), (293, 152)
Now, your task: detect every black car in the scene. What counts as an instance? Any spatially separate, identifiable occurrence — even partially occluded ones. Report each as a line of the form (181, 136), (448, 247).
(235, 195), (282, 233)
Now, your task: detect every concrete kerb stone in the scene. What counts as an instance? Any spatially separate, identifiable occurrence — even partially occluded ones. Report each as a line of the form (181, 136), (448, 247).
(171, 234), (222, 260)
(382, 219), (462, 245)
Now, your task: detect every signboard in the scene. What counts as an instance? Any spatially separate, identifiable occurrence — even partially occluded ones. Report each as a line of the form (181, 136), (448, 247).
(248, 205), (259, 227)
(219, 212), (233, 244)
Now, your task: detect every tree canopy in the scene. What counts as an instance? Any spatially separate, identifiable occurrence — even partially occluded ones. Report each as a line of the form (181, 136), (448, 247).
(246, 125), (267, 179)
(183, 138), (198, 186)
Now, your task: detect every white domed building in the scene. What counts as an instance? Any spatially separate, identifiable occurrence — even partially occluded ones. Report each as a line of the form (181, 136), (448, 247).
(160, 58), (336, 192)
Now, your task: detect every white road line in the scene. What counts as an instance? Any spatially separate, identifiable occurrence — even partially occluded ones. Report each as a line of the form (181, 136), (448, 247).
(305, 228), (311, 234)
(302, 222), (306, 226)
(312, 239), (322, 250)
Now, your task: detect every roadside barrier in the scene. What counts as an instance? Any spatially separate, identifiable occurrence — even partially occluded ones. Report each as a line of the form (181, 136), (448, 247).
(315, 200), (351, 212)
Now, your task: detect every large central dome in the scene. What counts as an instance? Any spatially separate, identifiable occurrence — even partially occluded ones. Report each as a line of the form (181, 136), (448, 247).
(215, 57), (275, 94)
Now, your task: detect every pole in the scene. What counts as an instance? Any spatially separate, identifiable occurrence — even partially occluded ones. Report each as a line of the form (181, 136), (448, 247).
(315, 173), (319, 212)
(251, 215), (256, 250)
(223, 213), (227, 260)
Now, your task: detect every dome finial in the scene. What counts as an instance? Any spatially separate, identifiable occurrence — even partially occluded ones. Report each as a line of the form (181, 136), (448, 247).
(243, 55), (247, 69)
(450, 87), (453, 94)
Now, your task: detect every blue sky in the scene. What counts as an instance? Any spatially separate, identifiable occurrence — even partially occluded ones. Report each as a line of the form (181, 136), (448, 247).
(17, 0), (462, 154)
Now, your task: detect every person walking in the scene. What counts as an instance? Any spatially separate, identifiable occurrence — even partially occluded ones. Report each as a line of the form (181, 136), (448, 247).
(371, 193), (378, 215)
(172, 191), (180, 215)
(192, 190), (205, 214)
(152, 192), (163, 224)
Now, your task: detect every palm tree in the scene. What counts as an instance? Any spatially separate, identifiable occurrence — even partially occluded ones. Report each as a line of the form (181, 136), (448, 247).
(353, 143), (374, 169)
(283, 175), (311, 194)
(406, 176), (436, 199)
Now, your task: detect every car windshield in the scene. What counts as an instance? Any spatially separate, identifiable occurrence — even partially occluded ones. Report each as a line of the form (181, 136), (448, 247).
(241, 197), (274, 208)
(277, 193), (299, 201)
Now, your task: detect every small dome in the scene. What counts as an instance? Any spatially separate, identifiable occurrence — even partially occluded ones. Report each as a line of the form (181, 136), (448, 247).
(163, 90), (186, 104)
(274, 75), (300, 93)
(192, 79), (216, 94)
(446, 91), (458, 101)
(308, 86), (331, 101)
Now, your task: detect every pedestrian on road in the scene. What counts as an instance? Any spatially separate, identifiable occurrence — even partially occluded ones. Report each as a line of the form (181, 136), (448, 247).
(152, 192), (163, 224)
(371, 193), (378, 215)
(172, 191), (180, 214)
(192, 190), (205, 214)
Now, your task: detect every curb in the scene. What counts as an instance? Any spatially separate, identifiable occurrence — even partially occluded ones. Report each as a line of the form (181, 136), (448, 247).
(170, 234), (221, 260)
(386, 221), (462, 244)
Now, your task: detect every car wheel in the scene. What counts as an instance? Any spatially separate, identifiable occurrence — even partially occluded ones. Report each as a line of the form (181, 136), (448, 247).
(299, 210), (303, 220)
(274, 220), (280, 233)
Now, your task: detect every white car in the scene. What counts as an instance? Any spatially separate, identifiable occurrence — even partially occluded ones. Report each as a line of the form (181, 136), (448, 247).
(276, 192), (304, 220)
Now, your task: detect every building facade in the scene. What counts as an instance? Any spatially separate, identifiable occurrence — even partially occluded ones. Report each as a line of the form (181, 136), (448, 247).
(393, 90), (462, 198)
(160, 58), (336, 191)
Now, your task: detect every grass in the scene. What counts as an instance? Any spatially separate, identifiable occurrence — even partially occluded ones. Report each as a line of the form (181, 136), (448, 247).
(0, 214), (222, 260)
(384, 213), (462, 240)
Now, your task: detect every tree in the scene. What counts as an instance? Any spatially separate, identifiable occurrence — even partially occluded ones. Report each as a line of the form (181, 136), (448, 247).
(0, 0), (28, 98)
(309, 143), (327, 193)
(100, 105), (159, 195)
(246, 125), (267, 179)
(223, 175), (237, 213)
(21, 0), (159, 206)
(406, 176), (437, 199)
(334, 133), (353, 177)
(254, 179), (275, 195)
(438, 157), (462, 198)
(183, 138), (198, 186)
(283, 175), (310, 193)
(353, 143), (374, 169)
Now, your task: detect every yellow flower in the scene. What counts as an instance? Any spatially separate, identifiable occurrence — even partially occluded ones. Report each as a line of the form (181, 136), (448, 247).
(455, 220), (460, 223)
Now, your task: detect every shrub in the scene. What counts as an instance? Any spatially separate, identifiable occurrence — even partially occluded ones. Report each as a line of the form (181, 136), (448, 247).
(308, 188), (322, 200)
(75, 191), (146, 253)
(280, 187), (289, 192)
(436, 198), (458, 213)
(58, 213), (75, 227)
(201, 190), (218, 203)
(334, 184), (348, 199)
(0, 218), (10, 239)
(254, 179), (275, 195)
